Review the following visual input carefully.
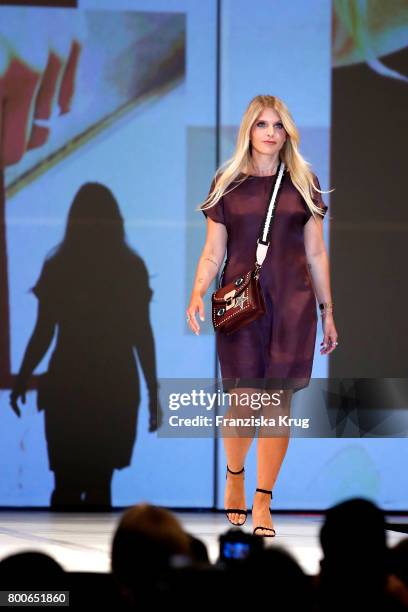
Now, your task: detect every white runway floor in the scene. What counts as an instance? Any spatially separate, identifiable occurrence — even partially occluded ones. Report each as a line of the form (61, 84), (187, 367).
(0, 511), (407, 575)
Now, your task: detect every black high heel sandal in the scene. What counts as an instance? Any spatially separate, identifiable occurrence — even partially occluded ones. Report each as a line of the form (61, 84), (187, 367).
(252, 488), (276, 537)
(224, 465), (248, 526)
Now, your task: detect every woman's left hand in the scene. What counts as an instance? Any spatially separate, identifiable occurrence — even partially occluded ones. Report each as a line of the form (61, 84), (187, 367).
(320, 314), (338, 355)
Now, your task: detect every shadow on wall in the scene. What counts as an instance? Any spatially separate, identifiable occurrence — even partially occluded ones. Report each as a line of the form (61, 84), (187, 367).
(10, 182), (162, 510)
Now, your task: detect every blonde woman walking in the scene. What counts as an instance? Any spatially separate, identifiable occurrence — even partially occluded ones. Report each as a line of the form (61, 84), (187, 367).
(187, 95), (338, 536)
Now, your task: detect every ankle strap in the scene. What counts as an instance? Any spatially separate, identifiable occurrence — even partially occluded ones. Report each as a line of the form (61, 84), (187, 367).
(256, 487), (272, 497)
(227, 465), (245, 475)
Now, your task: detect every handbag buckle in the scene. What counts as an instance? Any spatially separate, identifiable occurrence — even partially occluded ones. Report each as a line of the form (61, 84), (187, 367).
(254, 262), (262, 279)
(224, 288), (236, 310)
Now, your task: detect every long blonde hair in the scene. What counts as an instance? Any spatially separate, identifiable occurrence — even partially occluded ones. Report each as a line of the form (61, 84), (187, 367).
(198, 94), (334, 219)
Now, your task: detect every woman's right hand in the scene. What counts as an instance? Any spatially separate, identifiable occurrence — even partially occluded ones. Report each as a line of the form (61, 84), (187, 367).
(186, 291), (205, 335)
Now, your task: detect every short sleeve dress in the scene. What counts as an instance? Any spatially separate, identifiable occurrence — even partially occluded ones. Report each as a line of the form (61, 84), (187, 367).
(202, 170), (328, 394)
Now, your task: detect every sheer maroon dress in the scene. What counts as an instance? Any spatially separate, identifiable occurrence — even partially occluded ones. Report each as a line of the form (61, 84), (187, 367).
(202, 169), (328, 394)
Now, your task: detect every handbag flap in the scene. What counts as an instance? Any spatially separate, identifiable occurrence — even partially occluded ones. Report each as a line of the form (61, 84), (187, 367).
(212, 269), (253, 303)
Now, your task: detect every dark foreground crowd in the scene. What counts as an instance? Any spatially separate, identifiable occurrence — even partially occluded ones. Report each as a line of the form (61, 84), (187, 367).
(1, 497), (408, 610)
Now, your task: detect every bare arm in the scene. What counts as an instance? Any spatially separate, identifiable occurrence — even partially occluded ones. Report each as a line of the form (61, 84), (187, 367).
(304, 215), (332, 305)
(187, 218), (227, 334)
(192, 218), (228, 297)
(304, 215), (338, 354)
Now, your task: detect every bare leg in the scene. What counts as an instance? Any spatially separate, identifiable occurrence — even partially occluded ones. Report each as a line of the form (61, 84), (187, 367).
(222, 386), (260, 525)
(253, 388), (294, 535)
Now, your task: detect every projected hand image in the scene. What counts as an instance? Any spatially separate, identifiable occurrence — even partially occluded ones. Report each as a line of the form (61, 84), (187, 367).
(0, 8), (84, 164)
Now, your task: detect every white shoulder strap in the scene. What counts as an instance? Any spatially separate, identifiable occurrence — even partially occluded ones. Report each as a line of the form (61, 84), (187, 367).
(255, 160), (286, 266)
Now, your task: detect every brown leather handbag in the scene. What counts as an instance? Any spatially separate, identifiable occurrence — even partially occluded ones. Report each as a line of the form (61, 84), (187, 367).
(211, 160), (286, 335)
